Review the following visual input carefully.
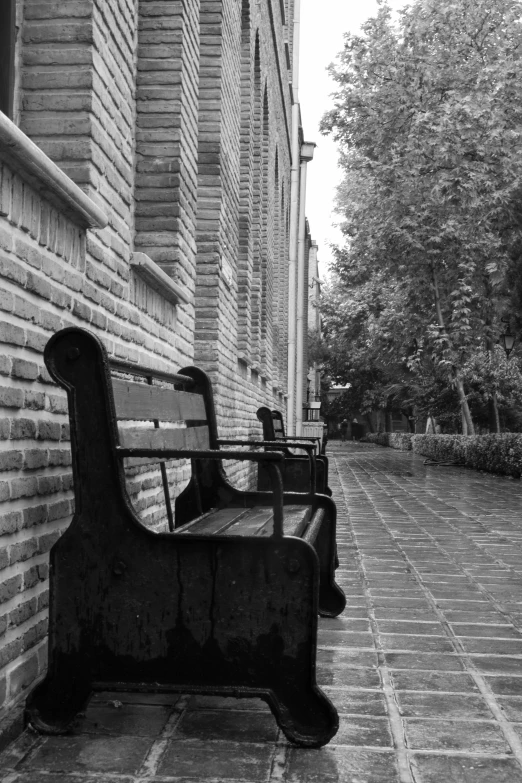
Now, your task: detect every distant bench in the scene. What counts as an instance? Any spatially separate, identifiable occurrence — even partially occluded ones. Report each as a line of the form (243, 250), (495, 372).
(26, 327), (345, 748)
(257, 407), (332, 496)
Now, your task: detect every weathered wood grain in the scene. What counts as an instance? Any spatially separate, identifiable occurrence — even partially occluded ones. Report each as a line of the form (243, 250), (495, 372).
(113, 378), (206, 422)
(119, 425), (210, 451)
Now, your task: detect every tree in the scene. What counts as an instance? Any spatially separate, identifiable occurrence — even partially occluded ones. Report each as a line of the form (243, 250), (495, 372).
(463, 347), (522, 431)
(321, 0), (522, 434)
(319, 275), (422, 430)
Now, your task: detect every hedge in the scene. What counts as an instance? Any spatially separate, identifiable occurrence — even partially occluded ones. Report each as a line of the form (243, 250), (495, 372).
(411, 434), (522, 478)
(363, 432), (414, 451)
(362, 432), (522, 477)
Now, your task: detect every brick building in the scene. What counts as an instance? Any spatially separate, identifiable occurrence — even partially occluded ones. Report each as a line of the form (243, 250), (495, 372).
(0, 0), (317, 730)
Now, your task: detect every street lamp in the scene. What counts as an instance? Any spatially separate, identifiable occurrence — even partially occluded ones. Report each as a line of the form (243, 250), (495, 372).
(499, 329), (516, 359)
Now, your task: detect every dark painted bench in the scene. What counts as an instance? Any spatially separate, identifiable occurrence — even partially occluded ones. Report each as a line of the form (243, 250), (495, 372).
(257, 407), (332, 496)
(26, 327), (345, 748)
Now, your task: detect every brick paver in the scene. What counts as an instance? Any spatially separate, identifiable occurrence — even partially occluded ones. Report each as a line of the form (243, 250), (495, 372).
(2, 441), (522, 782)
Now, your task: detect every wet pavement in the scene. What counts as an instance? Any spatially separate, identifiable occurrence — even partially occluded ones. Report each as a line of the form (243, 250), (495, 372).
(2, 441), (522, 782)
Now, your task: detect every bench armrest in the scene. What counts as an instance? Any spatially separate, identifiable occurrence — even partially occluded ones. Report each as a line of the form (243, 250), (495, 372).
(116, 447), (284, 462)
(277, 435), (321, 450)
(275, 441), (317, 452)
(116, 447), (285, 536)
(218, 439), (317, 494)
(218, 438), (315, 454)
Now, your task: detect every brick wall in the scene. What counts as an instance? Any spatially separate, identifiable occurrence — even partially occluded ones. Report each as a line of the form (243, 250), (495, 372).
(134, 0), (199, 299)
(0, 169), (82, 712)
(0, 150), (197, 719)
(237, 2), (255, 361)
(193, 0), (293, 477)
(250, 70), (265, 370)
(0, 0), (295, 723)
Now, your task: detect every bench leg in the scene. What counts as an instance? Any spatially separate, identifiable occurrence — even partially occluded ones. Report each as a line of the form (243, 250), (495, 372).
(319, 575), (346, 618)
(316, 459), (332, 496)
(267, 684), (338, 748)
(26, 662), (91, 733)
(304, 509), (346, 618)
(27, 672), (338, 748)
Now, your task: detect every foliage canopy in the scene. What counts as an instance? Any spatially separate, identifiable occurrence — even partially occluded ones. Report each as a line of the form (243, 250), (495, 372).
(320, 0), (522, 432)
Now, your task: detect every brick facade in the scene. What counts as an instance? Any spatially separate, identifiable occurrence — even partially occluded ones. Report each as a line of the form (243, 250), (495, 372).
(0, 0), (301, 724)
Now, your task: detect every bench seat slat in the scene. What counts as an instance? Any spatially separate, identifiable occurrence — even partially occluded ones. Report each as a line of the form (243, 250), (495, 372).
(221, 504), (311, 537)
(174, 508), (249, 535)
(222, 507), (274, 536)
(249, 505), (312, 538)
(264, 504), (312, 538)
(119, 425), (210, 451)
(113, 379), (206, 422)
(174, 504), (312, 539)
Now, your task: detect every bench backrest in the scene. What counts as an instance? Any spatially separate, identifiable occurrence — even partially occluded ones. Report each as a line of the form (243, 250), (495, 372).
(44, 327), (221, 531)
(272, 410), (286, 439)
(113, 366), (209, 454)
(257, 406), (279, 442)
(269, 408), (323, 455)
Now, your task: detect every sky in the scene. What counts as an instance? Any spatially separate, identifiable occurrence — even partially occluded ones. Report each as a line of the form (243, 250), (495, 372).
(299, 0), (407, 278)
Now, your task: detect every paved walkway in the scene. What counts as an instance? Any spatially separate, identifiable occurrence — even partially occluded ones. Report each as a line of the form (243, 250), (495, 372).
(2, 442), (522, 782)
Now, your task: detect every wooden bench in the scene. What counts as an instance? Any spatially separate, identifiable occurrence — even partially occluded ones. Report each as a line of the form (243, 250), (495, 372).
(26, 327), (345, 748)
(257, 407), (332, 496)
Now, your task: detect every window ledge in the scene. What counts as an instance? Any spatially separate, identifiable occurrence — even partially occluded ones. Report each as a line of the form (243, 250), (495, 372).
(131, 252), (192, 306)
(0, 111), (107, 230)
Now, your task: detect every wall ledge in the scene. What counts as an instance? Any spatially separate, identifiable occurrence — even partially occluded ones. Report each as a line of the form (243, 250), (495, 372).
(131, 252), (192, 306)
(0, 112), (107, 230)
(237, 352), (251, 366)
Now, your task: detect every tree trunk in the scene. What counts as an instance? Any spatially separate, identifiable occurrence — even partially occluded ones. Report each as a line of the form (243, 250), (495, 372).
(484, 280), (500, 433)
(456, 375), (474, 435)
(431, 264), (475, 435)
(488, 396), (500, 433)
(487, 399), (496, 433)
(365, 414), (374, 433)
(493, 392), (501, 433)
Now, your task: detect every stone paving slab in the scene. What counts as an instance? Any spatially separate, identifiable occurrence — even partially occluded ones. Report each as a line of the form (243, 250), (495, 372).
(2, 440), (522, 782)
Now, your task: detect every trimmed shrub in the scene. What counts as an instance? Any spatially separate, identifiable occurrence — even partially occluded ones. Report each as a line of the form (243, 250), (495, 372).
(389, 433), (414, 451)
(412, 434), (522, 478)
(363, 433), (389, 447)
(411, 434), (467, 464)
(363, 432), (413, 451)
